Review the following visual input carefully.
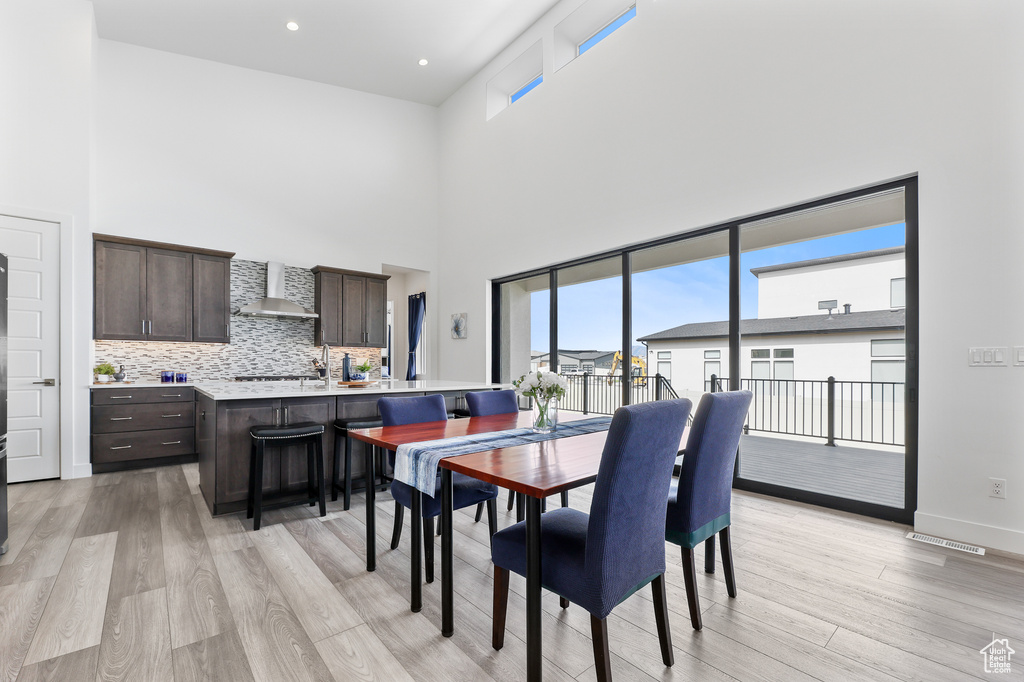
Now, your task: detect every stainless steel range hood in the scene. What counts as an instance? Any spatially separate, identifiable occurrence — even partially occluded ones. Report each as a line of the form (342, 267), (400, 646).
(237, 261), (318, 319)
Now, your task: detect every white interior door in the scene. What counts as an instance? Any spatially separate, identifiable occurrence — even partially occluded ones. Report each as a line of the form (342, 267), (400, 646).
(2, 214), (61, 482)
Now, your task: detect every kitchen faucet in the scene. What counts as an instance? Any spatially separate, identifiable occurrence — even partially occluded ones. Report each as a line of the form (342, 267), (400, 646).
(320, 332), (331, 387)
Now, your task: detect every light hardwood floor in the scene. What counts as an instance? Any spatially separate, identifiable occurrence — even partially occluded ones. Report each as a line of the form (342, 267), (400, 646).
(1, 463), (1022, 681)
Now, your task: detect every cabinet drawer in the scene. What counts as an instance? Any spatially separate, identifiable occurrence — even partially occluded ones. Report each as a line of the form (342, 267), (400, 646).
(92, 402), (195, 433)
(92, 387), (194, 406)
(92, 428), (195, 464)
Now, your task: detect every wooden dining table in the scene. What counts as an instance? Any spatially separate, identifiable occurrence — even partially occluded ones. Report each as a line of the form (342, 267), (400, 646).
(348, 411), (610, 682)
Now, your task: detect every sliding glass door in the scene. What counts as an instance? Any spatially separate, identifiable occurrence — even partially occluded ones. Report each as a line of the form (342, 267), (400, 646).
(492, 178), (918, 523)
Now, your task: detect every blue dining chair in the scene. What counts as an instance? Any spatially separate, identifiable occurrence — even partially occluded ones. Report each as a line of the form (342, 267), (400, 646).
(491, 399), (692, 680)
(665, 390), (752, 631)
(465, 389), (520, 416)
(380, 395), (500, 583)
(466, 389), (570, 517)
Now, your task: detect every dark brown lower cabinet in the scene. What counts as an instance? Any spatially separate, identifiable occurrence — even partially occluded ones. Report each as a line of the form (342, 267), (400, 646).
(197, 391), (467, 516)
(198, 395), (336, 515)
(90, 387), (196, 471)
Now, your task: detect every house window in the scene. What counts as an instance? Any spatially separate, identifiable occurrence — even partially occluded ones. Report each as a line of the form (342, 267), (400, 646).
(891, 278), (906, 308)
(704, 361), (721, 383)
(751, 349), (769, 359)
(871, 339), (906, 357)
(578, 5), (637, 56)
(703, 350), (720, 359)
(658, 351), (672, 359)
(773, 348), (794, 358)
(657, 361), (671, 380)
(773, 360), (794, 381)
(510, 74), (543, 104)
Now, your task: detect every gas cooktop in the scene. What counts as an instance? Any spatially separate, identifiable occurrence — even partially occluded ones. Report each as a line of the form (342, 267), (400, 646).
(233, 375), (319, 382)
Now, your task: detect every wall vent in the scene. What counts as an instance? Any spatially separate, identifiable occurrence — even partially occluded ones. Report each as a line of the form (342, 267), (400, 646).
(907, 532), (985, 555)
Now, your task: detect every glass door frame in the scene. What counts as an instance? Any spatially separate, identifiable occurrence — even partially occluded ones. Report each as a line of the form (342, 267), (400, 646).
(491, 175), (918, 524)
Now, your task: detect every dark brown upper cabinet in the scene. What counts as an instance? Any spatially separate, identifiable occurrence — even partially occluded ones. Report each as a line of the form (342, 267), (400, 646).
(94, 235), (234, 342)
(312, 266), (390, 348)
(193, 253), (231, 343)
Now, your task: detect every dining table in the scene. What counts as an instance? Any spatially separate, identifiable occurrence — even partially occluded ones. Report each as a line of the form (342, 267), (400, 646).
(348, 410), (612, 682)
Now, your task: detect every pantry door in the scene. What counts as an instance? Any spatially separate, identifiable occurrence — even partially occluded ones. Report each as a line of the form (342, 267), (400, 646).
(1, 213), (61, 482)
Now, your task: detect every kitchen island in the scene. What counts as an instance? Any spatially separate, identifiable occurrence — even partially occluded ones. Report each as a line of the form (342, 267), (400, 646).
(194, 379), (504, 515)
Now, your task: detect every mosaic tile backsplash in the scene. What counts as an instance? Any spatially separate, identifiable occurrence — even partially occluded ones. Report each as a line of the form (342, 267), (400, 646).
(94, 259), (382, 382)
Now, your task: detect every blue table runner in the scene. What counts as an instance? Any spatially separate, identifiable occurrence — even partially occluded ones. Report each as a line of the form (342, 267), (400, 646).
(394, 416), (613, 497)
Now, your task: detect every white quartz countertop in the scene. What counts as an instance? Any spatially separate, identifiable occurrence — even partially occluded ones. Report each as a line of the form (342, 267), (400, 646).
(193, 379), (506, 401)
(90, 379), (507, 400)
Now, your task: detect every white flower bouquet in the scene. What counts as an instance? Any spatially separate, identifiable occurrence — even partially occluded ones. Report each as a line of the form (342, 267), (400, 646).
(513, 370), (568, 432)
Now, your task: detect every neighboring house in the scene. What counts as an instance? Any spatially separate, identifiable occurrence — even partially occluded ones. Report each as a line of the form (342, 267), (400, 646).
(531, 349), (617, 374)
(639, 248), (906, 392)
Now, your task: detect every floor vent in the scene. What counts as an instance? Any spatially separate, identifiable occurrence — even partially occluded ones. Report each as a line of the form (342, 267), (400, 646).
(907, 532), (986, 555)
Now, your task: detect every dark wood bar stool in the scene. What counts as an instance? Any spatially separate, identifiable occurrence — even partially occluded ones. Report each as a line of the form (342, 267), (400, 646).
(332, 416), (389, 510)
(248, 422), (326, 531)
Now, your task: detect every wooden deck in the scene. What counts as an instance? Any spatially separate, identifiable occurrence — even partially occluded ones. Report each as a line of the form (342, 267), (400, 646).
(737, 433), (905, 508)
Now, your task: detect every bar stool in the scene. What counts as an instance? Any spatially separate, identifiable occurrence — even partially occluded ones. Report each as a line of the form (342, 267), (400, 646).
(332, 416), (389, 511)
(248, 422), (326, 531)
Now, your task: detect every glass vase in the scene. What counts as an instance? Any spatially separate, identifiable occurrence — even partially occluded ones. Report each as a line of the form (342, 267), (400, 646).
(532, 397), (558, 433)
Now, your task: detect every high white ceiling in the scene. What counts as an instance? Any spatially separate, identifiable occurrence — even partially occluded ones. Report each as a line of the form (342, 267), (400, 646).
(91, 0), (562, 107)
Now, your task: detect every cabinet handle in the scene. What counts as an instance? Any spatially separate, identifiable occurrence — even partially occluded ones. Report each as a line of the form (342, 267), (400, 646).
(283, 406), (289, 424)
(275, 408), (281, 426)
(110, 395), (132, 400)
(110, 445), (132, 450)
(149, 320), (153, 334)
(110, 417), (133, 421)
(161, 414), (183, 418)
(161, 441), (182, 446)
(142, 320), (146, 335)
(161, 394), (182, 397)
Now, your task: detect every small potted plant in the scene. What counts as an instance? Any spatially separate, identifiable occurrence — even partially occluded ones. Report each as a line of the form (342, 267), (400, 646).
(350, 360), (373, 381)
(94, 362), (116, 383)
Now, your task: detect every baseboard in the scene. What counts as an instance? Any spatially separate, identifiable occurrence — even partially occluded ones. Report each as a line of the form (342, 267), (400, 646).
(70, 463), (93, 479)
(914, 511), (1024, 556)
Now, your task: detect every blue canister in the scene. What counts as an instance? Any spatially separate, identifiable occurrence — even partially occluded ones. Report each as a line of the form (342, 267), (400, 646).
(175, 372), (188, 383)
(161, 371), (174, 383)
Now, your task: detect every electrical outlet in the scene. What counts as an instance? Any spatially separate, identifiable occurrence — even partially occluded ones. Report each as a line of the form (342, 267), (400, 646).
(990, 478), (1006, 499)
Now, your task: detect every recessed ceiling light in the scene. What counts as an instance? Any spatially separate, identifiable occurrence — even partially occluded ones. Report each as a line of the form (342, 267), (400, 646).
(286, 21), (299, 31)
(418, 59), (429, 66)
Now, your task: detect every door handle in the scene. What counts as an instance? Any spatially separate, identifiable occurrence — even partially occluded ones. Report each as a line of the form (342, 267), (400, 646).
(33, 379), (56, 386)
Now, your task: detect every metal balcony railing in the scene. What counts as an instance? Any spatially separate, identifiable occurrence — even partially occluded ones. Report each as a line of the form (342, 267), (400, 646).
(558, 373), (681, 416)
(706, 375), (905, 447)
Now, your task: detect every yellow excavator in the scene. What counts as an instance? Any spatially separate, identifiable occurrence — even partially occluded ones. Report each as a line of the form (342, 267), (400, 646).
(607, 351), (648, 386)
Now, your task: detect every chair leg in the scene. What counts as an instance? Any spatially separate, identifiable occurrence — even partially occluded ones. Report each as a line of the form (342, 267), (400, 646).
(315, 434), (326, 518)
(252, 441), (265, 531)
(307, 440), (316, 507)
(652, 575), (674, 666)
(486, 498), (497, 541)
(423, 516), (434, 584)
(331, 429), (342, 502)
(590, 615), (613, 682)
(704, 535), (716, 573)
(506, 489), (515, 511)
(247, 441), (257, 520)
(516, 493), (525, 523)
(559, 596), (569, 609)
(561, 491), (569, 508)
(437, 519), (442, 537)
(475, 502), (484, 523)
(681, 546), (702, 630)
(492, 566), (510, 650)
(390, 502), (404, 550)
(343, 436), (353, 510)
(720, 527), (737, 598)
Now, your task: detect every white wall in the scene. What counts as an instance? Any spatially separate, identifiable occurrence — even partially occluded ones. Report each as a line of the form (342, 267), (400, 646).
(758, 253), (905, 318)
(437, 0), (1024, 553)
(0, 0), (96, 477)
(94, 40), (440, 275)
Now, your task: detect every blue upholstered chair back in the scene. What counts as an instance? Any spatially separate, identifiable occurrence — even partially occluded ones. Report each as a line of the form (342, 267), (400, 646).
(465, 389), (519, 417)
(584, 399), (692, 615)
(378, 394), (448, 427)
(669, 391), (752, 539)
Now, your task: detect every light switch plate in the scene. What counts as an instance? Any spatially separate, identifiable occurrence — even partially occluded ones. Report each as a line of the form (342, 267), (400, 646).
(969, 347), (1009, 367)
(1014, 347), (1024, 366)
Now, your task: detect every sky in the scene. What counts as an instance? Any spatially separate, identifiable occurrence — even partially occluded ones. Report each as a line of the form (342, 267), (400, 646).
(531, 222), (906, 351)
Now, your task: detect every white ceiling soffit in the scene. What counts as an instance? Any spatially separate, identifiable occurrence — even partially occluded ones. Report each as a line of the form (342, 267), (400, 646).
(91, 0), (562, 107)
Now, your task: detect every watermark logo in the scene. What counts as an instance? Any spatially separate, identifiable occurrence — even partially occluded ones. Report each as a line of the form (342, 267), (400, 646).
(980, 634), (1014, 674)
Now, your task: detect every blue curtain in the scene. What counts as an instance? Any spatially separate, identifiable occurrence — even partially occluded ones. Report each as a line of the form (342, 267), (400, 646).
(406, 292), (426, 380)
